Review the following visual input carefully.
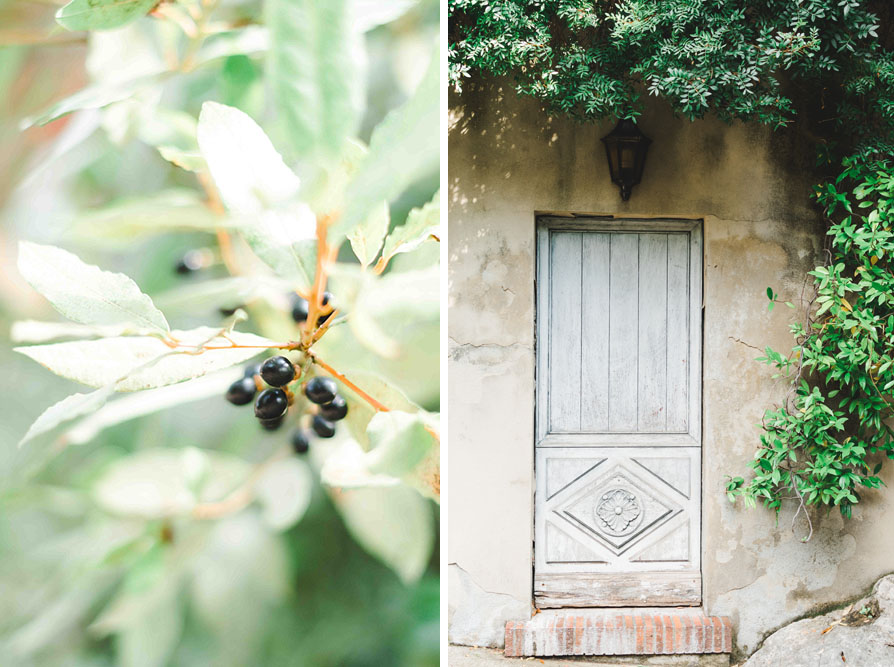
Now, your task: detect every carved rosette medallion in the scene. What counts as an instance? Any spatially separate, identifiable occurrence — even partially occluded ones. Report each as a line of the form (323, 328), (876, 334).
(595, 488), (642, 536)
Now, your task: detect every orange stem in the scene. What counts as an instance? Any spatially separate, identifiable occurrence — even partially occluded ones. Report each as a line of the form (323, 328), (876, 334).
(215, 228), (238, 274)
(192, 447), (289, 519)
(302, 213), (340, 346)
(196, 171), (239, 275)
(311, 355), (389, 412)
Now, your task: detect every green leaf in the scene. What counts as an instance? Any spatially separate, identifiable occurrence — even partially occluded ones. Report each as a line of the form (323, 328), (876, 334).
(767, 287), (774, 300)
(152, 276), (286, 314)
(304, 138), (368, 214)
(22, 27), (266, 129)
(353, 0), (418, 32)
(377, 190), (440, 270)
(157, 146), (205, 172)
(336, 370), (421, 448)
(135, 108), (197, 152)
(69, 190), (223, 245)
(65, 371), (236, 446)
(10, 320), (159, 343)
(404, 423), (440, 503)
(196, 102), (302, 216)
(115, 585), (183, 667)
(90, 547), (185, 667)
(366, 411), (435, 477)
(196, 102), (317, 287)
(18, 241), (169, 333)
(15, 328), (273, 391)
(93, 449), (251, 518)
(253, 458), (313, 531)
(332, 484), (433, 583)
(194, 26), (270, 64)
(322, 414), (439, 503)
(17, 387), (115, 448)
(188, 514), (288, 662)
(320, 439), (401, 489)
(334, 45), (438, 238)
(349, 266), (439, 358)
(238, 214), (318, 289)
(266, 0), (360, 157)
(348, 201), (389, 268)
(56, 0), (157, 32)
(21, 71), (169, 128)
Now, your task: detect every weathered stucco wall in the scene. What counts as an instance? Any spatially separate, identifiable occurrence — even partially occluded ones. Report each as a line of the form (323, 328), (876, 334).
(447, 81), (894, 658)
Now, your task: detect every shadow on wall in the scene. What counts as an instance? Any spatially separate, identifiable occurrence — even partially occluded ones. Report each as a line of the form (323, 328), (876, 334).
(447, 78), (820, 229)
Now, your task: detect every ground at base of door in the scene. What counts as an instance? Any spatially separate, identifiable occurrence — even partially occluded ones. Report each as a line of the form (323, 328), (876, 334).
(449, 645), (730, 666)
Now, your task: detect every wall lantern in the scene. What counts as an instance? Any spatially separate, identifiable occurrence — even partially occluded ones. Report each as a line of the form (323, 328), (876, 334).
(600, 118), (652, 201)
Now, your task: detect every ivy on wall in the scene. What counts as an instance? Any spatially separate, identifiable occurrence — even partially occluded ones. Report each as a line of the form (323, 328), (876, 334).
(449, 0), (894, 529)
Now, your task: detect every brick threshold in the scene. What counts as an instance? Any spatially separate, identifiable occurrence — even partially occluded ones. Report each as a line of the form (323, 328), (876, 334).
(504, 609), (732, 657)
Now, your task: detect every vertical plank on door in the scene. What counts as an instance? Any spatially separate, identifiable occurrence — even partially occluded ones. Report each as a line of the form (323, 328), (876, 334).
(637, 234), (669, 430)
(608, 234), (639, 431)
(549, 232), (582, 431)
(581, 234), (610, 430)
(666, 233), (690, 431)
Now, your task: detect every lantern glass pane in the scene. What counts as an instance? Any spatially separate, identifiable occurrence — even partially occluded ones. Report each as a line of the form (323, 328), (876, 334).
(620, 144), (635, 169)
(608, 147), (620, 179)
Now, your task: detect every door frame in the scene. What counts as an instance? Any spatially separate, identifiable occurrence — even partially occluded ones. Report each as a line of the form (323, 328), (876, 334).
(533, 216), (704, 607)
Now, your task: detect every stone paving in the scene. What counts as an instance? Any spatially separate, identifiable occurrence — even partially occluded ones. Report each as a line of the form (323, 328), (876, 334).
(448, 645), (730, 666)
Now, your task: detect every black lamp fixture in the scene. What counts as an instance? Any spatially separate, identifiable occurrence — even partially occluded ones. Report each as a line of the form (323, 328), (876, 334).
(600, 118), (652, 201)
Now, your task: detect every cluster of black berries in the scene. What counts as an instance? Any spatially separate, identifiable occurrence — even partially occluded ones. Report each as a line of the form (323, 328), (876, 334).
(290, 291), (335, 328)
(225, 356), (348, 455)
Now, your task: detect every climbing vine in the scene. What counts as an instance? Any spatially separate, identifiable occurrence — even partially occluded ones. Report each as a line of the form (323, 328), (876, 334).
(449, 0), (894, 526)
(730, 150), (894, 529)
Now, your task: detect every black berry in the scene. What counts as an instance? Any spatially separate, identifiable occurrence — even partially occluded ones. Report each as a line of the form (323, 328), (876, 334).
(260, 356), (296, 387)
(317, 291), (334, 326)
(291, 430), (311, 454)
(175, 249), (205, 274)
(260, 415), (285, 431)
(290, 295), (309, 323)
(254, 388), (288, 420)
(305, 377), (338, 405)
(312, 415), (336, 438)
(225, 377), (257, 405)
(319, 395), (348, 421)
(243, 362), (262, 378)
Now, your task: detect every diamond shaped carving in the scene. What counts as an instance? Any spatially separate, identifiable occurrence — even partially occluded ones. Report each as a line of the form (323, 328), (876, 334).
(554, 464), (681, 555)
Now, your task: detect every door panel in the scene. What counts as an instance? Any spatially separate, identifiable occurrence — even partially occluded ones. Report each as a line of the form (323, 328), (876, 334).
(607, 232), (639, 431)
(580, 234), (611, 431)
(541, 229), (696, 439)
(535, 448), (700, 575)
(535, 219), (702, 608)
(548, 232), (582, 431)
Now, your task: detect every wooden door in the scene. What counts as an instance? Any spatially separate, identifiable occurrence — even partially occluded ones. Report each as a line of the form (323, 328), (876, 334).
(534, 218), (702, 608)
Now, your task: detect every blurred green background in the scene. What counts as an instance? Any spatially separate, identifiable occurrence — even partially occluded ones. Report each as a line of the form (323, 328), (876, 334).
(0, 1), (440, 665)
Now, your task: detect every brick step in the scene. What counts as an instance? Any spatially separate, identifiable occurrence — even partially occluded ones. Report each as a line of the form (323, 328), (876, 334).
(505, 610), (732, 658)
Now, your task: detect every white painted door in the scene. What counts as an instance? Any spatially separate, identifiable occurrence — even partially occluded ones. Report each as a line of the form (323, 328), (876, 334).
(534, 218), (702, 608)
